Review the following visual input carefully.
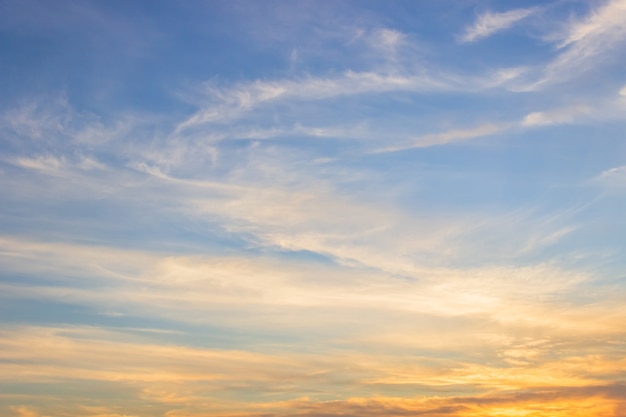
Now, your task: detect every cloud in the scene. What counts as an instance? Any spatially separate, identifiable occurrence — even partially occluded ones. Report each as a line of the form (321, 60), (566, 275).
(8, 153), (104, 176)
(459, 8), (537, 43)
(555, 0), (626, 49)
(254, 387), (626, 417)
(1, 3), (626, 417)
(2, 324), (626, 417)
(0, 96), (605, 287)
(364, 28), (409, 64)
(205, 123), (374, 142)
(0, 93), (146, 153)
(4, 233), (622, 338)
(374, 98), (617, 154)
(595, 165), (626, 187)
(1, 95), (73, 141)
(14, 155), (66, 174)
(176, 71), (461, 130)
(371, 28), (405, 50)
(521, 105), (591, 127)
(0, 326), (322, 384)
(527, 0), (626, 89)
(373, 123), (507, 153)
(9, 407), (43, 417)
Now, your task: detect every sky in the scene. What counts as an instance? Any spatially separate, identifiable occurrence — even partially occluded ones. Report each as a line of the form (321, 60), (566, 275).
(1, 0), (626, 416)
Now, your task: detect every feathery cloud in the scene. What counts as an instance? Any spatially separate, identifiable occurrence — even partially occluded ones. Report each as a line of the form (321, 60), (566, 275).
(373, 123), (507, 153)
(527, 0), (626, 89)
(521, 105), (591, 127)
(459, 8), (537, 43)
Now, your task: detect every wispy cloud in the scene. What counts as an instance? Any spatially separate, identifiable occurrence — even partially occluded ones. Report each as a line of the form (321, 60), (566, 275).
(14, 155), (67, 174)
(364, 28), (409, 64)
(1, 95), (147, 151)
(8, 407), (43, 417)
(2, 325), (625, 416)
(595, 165), (626, 187)
(2, 2), (626, 416)
(176, 71), (463, 130)
(555, 0), (626, 49)
(459, 8), (538, 43)
(521, 105), (591, 127)
(373, 98), (618, 154)
(373, 123), (507, 153)
(2, 233), (617, 336)
(526, 0), (626, 89)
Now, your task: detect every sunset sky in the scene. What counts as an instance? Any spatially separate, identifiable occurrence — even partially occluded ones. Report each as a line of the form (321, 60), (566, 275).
(1, 0), (626, 416)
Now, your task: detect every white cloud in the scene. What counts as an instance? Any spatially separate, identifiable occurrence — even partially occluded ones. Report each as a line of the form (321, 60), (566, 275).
(521, 105), (591, 127)
(596, 165), (626, 186)
(175, 64), (534, 136)
(528, 0), (626, 89)
(366, 28), (406, 61)
(373, 123), (507, 153)
(375, 98), (619, 154)
(0, 235), (598, 330)
(176, 71), (460, 130)
(374, 28), (404, 48)
(11, 154), (106, 175)
(216, 123), (373, 142)
(77, 155), (106, 171)
(15, 155), (66, 174)
(1, 96), (72, 141)
(556, 0), (626, 48)
(1, 94), (146, 154)
(459, 8), (537, 43)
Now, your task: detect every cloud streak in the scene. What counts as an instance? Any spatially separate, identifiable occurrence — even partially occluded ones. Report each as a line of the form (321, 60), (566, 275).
(1, 324), (625, 416)
(176, 71), (464, 130)
(373, 123), (507, 152)
(526, 0), (626, 89)
(459, 8), (537, 43)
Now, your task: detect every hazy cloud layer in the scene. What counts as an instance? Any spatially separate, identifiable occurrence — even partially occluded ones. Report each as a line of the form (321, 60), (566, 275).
(1, 1), (626, 416)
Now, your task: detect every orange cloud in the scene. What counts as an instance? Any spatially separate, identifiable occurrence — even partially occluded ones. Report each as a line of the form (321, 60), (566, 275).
(157, 385), (625, 417)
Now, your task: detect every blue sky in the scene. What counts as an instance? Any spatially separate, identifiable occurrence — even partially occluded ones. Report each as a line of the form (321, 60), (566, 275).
(1, 1), (626, 416)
